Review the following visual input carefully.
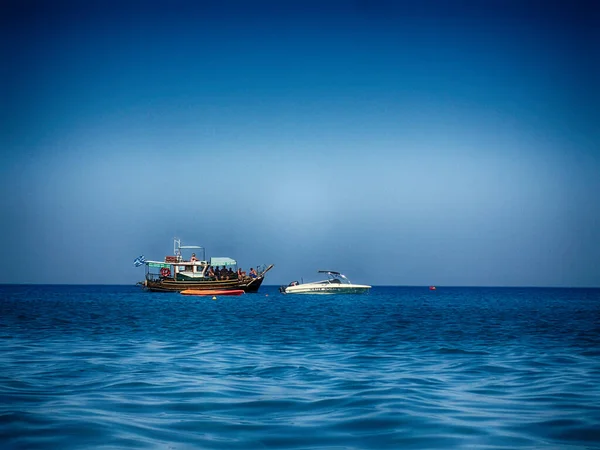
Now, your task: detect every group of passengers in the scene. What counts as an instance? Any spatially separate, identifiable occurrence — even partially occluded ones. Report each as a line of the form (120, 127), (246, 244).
(207, 266), (234, 280)
(207, 266), (258, 281)
(190, 253), (257, 281)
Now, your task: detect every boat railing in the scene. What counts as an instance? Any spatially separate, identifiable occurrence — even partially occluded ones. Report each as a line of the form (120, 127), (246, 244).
(257, 264), (275, 277)
(145, 273), (164, 282)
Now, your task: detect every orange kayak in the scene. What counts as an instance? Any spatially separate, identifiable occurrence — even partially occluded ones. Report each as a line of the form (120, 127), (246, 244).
(180, 289), (245, 296)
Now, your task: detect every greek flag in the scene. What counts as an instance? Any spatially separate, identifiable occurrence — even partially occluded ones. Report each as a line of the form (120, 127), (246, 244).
(133, 255), (146, 267)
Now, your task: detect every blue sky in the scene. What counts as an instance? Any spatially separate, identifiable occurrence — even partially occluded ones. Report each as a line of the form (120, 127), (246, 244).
(1, 0), (599, 286)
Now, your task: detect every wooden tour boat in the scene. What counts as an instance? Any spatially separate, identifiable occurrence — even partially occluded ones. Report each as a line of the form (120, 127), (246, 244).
(136, 238), (274, 293)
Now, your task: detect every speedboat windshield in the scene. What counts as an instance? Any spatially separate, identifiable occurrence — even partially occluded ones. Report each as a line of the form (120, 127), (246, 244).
(318, 271), (352, 285)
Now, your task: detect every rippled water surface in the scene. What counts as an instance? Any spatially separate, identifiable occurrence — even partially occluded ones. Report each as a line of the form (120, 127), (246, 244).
(1, 285), (599, 449)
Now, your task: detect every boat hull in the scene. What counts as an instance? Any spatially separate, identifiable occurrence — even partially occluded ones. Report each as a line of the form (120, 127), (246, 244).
(144, 276), (265, 293)
(282, 284), (371, 295)
(181, 289), (244, 296)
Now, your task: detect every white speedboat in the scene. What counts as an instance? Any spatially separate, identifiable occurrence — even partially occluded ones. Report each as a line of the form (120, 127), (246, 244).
(279, 271), (371, 295)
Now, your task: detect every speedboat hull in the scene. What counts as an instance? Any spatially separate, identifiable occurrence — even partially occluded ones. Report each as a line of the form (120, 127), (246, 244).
(281, 283), (371, 295)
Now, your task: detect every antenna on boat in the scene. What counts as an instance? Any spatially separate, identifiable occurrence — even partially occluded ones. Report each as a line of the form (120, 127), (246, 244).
(174, 237), (181, 261)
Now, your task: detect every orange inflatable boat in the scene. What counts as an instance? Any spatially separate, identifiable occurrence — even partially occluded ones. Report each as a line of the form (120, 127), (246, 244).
(180, 289), (245, 296)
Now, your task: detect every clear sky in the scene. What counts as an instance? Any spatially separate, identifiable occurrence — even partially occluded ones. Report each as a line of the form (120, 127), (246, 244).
(2, 0), (599, 287)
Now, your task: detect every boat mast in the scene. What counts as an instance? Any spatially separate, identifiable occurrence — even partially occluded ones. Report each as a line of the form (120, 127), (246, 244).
(174, 238), (182, 261)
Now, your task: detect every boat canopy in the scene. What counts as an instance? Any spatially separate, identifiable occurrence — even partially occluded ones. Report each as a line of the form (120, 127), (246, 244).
(210, 257), (237, 267)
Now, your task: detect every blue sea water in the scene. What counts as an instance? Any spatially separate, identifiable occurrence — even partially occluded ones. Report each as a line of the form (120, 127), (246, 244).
(1, 285), (599, 450)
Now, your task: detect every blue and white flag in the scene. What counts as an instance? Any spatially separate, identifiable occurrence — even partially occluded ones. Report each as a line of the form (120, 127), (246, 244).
(133, 255), (146, 267)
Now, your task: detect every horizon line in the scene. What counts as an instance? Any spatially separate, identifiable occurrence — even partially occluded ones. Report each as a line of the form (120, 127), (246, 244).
(1, 283), (599, 289)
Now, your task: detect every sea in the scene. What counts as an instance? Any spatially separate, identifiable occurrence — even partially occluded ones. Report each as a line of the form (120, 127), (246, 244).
(1, 285), (599, 450)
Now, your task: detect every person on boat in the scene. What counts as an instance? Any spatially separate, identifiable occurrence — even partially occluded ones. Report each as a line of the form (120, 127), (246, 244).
(237, 268), (244, 280)
(249, 268), (258, 278)
(220, 266), (229, 280)
(208, 266), (216, 279)
(227, 267), (234, 279)
(190, 253), (197, 263)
